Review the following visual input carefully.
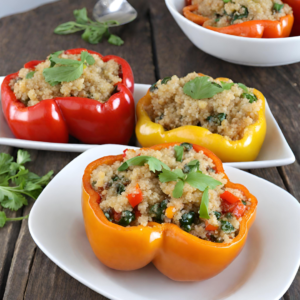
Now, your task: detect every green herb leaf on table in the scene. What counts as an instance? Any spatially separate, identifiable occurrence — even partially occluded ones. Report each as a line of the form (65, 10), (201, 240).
(17, 149), (31, 165)
(199, 187), (210, 219)
(74, 7), (89, 24)
(183, 76), (225, 100)
(0, 150), (53, 228)
(54, 7), (124, 46)
(108, 34), (124, 46)
(118, 156), (170, 172)
(0, 211), (29, 228)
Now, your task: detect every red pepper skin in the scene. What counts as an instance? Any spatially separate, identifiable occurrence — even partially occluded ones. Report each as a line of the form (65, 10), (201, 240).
(1, 48), (135, 145)
(1, 73), (69, 143)
(283, 0), (300, 36)
(221, 201), (246, 218)
(127, 184), (143, 208)
(220, 191), (240, 204)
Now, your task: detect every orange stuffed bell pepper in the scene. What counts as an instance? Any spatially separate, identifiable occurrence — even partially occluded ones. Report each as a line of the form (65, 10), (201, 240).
(136, 74), (266, 162)
(82, 142), (257, 281)
(183, 2), (294, 38)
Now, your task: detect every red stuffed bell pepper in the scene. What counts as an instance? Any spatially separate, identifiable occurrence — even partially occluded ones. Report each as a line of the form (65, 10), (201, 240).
(283, 0), (300, 36)
(1, 48), (135, 144)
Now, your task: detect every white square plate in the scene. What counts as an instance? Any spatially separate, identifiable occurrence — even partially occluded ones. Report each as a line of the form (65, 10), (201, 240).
(0, 77), (295, 169)
(29, 144), (300, 300)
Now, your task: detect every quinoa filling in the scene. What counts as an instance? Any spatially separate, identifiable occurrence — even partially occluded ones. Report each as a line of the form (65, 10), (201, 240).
(9, 51), (121, 107)
(90, 144), (251, 243)
(146, 72), (262, 141)
(191, 0), (292, 28)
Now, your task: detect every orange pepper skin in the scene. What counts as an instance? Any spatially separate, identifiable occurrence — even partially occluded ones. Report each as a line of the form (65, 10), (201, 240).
(204, 22), (264, 38)
(184, 4), (294, 38)
(183, 5), (209, 25)
(82, 143), (257, 281)
(136, 76), (266, 162)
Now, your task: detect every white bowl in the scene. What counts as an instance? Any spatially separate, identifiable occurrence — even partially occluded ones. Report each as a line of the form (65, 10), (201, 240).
(165, 0), (300, 66)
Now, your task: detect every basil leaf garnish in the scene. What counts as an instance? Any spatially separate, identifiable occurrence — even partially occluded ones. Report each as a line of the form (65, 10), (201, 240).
(183, 76), (225, 100)
(199, 187), (210, 219)
(118, 156), (170, 172)
(26, 71), (36, 79)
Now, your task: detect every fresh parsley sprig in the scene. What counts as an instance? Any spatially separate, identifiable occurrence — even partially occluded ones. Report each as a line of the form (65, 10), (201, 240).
(118, 156), (170, 173)
(118, 152), (222, 219)
(183, 77), (257, 103)
(159, 164), (221, 197)
(183, 76), (235, 100)
(0, 150), (53, 228)
(43, 50), (95, 86)
(54, 8), (124, 46)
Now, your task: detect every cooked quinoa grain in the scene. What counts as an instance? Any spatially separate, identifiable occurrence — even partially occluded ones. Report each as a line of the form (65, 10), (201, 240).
(91, 144), (251, 243)
(10, 53), (121, 107)
(146, 73), (262, 141)
(191, 0), (292, 27)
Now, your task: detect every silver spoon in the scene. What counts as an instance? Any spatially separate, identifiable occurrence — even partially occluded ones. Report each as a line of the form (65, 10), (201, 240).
(93, 0), (137, 27)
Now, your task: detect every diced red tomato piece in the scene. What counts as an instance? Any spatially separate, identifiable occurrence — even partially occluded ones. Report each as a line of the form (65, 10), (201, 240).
(205, 220), (218, 231)
(220, 191), (240, 204)
(113, 211), (122, 222)
(232, 202), (246, 218)
(127, 184), (143, 208)
(123, 149), (128, 158)
(221, 201), (246, 218)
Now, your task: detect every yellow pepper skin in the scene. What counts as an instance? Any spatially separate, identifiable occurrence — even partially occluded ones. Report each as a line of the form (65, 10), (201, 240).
(136, 77), (267, 162)
(82, 143), (257, 281)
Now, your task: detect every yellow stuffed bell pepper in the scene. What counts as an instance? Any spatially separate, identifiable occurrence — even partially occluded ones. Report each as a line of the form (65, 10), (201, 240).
(136, 77), (266, 162)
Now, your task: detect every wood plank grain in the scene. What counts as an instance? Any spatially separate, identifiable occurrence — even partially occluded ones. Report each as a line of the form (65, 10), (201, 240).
(0, 0), (155, 85)
(0, 146), (21, 300)
(25, 248), (108, 300)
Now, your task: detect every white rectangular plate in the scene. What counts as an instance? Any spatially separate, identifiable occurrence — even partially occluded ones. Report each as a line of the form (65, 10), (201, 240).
(29, 144), (300, 300)
(0, 76), (295, 169)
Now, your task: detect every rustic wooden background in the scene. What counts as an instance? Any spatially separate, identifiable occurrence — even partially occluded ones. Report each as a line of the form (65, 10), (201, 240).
(0, 0), (299, 299)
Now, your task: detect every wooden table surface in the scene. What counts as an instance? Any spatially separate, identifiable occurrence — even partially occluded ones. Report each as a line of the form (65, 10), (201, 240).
(0, 0), (299, 299)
